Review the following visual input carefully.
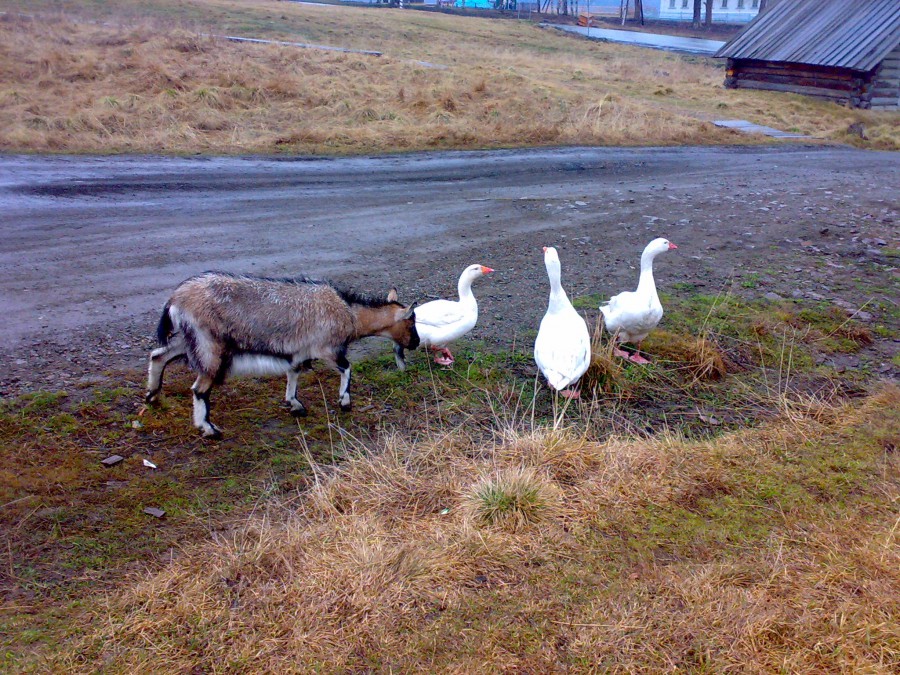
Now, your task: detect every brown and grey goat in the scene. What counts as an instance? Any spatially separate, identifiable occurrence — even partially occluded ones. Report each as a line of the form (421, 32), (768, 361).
(145, 272), (419, 438)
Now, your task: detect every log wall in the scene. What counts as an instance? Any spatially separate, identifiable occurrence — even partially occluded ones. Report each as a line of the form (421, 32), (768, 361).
(724, 57), (899, 110)
(868, 43), (900, 110)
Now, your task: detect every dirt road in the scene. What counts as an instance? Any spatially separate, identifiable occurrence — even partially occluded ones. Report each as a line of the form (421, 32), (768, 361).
(1, 145), (898, 393)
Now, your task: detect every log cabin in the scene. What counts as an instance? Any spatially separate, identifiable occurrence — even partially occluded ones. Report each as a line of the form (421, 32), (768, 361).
(715, 0), (900, 110)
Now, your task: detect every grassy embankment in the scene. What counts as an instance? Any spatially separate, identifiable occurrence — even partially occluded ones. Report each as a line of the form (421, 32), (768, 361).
(2, 293), (898, 671)
(1, 0), (898, 153)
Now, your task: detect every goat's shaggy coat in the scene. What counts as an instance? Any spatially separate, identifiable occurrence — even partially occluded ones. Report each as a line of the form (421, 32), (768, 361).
(146, 272), (419, 438)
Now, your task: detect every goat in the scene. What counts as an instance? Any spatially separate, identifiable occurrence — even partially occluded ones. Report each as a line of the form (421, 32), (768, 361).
(145, 272), (419, 438)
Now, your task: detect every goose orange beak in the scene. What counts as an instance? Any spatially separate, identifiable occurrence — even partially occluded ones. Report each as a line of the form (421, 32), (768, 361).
(668, 242), (678, 250)
(542, 246), (548, 253)
(480, 266), (494, 274)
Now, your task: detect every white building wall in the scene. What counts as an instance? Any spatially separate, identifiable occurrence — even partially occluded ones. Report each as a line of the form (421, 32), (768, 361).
(659, 0), (760, 23)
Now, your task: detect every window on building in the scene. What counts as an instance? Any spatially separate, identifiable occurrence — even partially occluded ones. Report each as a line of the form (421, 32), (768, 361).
(721, 0), (728, 7)
(670, 0), (676, 7)
(681, 0), (688, 7)
(751, 0), (759, 6)
(737, 0), (745, 8)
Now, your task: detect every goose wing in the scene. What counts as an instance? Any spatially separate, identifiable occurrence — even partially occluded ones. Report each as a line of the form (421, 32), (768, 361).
(535, 310), (592, 390)
(414, 299), (468, 328)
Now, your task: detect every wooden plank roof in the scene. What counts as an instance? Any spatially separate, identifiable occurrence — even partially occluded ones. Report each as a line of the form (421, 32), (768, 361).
(715, 0), (900, 72)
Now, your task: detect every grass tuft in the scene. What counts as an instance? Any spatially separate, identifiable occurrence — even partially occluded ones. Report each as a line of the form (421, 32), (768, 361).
(643, 329), (728, 382)
(464, 467), (562, 531)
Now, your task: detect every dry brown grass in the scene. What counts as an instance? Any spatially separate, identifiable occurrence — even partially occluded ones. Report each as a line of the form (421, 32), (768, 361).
(45, 384), (900, 672)
(1, 2), (898, 154)
(643, 328), (729, 381)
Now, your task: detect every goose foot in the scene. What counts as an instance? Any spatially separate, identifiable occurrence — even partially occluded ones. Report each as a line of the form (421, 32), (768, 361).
(628, 352), (651, 365)
(559, 388), (581, 399)
(612, 347), (631, 360)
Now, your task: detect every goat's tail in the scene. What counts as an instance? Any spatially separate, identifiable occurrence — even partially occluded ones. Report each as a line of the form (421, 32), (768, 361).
(156, 302), (175, 346)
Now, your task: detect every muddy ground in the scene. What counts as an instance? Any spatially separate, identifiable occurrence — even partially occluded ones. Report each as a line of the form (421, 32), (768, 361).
(1, 144), (898, 396)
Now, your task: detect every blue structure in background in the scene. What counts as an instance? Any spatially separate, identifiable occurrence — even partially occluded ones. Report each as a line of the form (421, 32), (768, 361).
(455, 0), (501, 7)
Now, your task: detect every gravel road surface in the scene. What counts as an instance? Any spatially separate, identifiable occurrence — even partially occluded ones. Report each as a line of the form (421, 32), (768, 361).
(2, 145), (898, 394)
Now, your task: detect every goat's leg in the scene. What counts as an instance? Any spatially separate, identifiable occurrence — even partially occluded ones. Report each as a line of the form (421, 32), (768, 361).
(393, 343), (406, 371)
(191, 374), (222, 439)
(284, 359), (312, 417)
(334, 351), (352, 412)
(146, 333), (186, 404)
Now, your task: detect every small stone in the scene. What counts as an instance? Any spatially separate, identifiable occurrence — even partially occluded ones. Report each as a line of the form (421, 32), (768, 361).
(764, 292), (783, 301)
(101, 455), (124, 466)
(143, 507), (166, 519)
(847, 122), (867, 139)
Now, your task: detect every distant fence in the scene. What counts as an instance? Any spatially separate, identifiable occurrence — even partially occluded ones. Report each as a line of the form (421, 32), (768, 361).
(421, 0), (633, 13)
(518, 2), (629, 14)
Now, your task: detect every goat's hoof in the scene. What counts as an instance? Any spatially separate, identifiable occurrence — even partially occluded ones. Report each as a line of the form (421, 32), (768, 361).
(145, 391), (160, 405)
(340, 403), (352, 413)
(200, 426), (223, 440)
(290, 406), (308, 418)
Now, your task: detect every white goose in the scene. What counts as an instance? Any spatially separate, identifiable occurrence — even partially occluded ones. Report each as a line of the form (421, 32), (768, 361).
(414, 263), (494, 366)
(600, 237), (677, 364)
(534, 246), (591, 398)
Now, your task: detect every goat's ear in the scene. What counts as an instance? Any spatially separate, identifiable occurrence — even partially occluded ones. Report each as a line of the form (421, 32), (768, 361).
(402, 302), (417, 320)
(387, 287), (399, 303)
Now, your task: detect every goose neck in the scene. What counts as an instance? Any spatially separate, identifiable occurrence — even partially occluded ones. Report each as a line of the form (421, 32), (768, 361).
(548, 288), (570, 313)
(636, 248), (657, 289)
(637, 266), (657, 296)
(457, 274), (477, 303)
(545, 257), (568, 307)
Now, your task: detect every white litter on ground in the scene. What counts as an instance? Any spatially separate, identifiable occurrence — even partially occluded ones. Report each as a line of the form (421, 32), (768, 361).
(713, 119), (808, 139)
